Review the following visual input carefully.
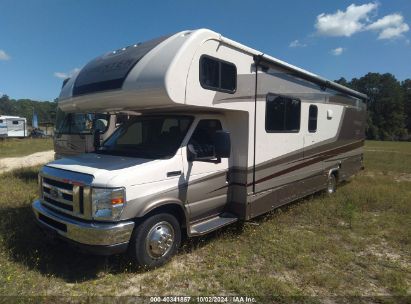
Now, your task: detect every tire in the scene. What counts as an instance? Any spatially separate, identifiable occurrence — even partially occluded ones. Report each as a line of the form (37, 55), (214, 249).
(129, 213), (181, 269)
(327, 173), (337, 194)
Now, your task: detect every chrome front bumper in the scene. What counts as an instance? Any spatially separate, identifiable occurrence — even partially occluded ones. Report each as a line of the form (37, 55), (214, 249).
(32, 199), (135, 248)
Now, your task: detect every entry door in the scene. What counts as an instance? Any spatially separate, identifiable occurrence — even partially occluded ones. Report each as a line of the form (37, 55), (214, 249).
(182, 119), (229, 222)
(304, 104), (319, 152)
(303, 104), (325, 192)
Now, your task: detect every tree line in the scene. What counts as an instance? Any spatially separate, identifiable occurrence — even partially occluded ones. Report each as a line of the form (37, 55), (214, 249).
(0, 95), (57, 126)
(335, 73), (411, 141)
(1, 72), (410, 140)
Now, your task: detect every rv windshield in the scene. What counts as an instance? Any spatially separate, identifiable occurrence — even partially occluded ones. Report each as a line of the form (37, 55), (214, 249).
(55, 109), (110, 135)
(97, 115), (193, 159)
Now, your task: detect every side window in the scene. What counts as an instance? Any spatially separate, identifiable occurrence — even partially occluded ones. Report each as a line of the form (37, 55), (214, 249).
(200, 56), (236, 93)
(189, 119), (222, 158)
(117, 120), (143, 145)
(308, 105), (318, 133)
(12, 121), (19, 125)
(265, 94), (301, 132)
(115, 114), (129, 128)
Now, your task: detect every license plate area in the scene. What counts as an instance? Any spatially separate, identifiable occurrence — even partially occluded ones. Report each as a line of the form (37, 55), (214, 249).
(38, 213), (67, 233)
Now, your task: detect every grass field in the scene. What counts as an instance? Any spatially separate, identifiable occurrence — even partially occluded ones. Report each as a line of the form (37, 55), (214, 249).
(0, 141), (410, 301)
(0, 138), (53, 158)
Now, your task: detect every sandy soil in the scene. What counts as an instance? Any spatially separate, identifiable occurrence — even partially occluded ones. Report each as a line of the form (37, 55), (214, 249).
(0, 150), (54, 174)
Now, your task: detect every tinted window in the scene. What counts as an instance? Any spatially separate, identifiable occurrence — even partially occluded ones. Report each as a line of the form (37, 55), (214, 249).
(12, 121), (19, 125)
(101, 116), (193, 159)
(189, 119), (222, 158)
(200, 56), (236, 93)
(56, 112), (110, 135)
(220, 62), (236, 92)
(308, 105), (318, 133)
(266, 94), (301, 132)
(200, 57), (219, 88)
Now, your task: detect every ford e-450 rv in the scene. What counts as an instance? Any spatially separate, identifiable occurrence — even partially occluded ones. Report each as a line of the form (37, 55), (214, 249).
(32, 29), (367, 268)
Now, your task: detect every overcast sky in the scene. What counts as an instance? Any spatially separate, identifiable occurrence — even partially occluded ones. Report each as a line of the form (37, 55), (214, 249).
(0, 0), (410, 101)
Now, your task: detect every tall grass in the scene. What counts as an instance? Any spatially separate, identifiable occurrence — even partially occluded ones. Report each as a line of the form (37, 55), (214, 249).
(0, 142), (410, 298)
(0, 138), (53, 158)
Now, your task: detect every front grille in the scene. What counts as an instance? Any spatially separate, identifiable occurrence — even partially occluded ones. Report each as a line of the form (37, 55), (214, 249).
(40, 175), (91, 219)
(44, 196), (73, 211)
(43, 177), (73, 190)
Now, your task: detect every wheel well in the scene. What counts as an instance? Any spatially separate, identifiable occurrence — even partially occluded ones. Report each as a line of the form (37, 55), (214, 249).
(142, 204), (187, 229)
(331, 169), (339, 182)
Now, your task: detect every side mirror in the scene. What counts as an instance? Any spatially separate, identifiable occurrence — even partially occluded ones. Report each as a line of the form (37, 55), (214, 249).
(214, 130), (231, 159)
(187, 144), (198, 162)
(93, 130), (101, 149)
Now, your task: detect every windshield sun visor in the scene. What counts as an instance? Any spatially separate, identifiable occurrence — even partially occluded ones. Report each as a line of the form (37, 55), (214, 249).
(73, 35), (170, 97)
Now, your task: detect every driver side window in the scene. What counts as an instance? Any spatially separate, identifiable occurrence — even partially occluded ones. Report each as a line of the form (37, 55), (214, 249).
(189, 119), (222, 158)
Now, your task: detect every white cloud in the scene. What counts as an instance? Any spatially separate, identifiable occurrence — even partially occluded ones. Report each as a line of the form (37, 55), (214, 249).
(315, 3), (409, 41)
(331, 47), (344, 56)
(315, 3), (378, 37)
(289, 39), (307, 48)
(53, 67), (80, 79)
(366, 13), (409, 39)
(54, 72), (68, 79)
(0, 49), (10, 61)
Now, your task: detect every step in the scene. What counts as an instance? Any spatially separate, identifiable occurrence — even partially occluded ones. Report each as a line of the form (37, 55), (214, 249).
(190, 213), (238, 235)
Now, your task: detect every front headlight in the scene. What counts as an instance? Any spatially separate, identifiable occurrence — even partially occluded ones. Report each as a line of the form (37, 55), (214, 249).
(91, 187), (126, 221)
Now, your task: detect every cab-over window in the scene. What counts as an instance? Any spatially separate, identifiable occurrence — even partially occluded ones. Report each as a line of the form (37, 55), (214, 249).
(200, 56), (236, 93)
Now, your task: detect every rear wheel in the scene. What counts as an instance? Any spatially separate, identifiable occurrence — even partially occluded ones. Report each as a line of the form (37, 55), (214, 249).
(129, 213), (181, 269)
(327, 173), (337, 194)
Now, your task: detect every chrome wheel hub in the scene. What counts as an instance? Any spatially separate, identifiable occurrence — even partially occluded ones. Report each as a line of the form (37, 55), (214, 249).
(145, 221), (175, 259)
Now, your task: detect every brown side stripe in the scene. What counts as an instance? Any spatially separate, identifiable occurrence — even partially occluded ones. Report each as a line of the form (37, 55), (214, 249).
(253, 140), (363, 186)
(210, 139), (363, 192)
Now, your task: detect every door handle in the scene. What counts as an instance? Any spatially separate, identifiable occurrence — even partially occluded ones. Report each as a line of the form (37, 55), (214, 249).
(167, 171), (182, 178)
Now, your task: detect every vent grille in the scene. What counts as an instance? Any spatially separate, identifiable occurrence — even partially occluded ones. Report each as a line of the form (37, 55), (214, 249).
(41, 176), (91, 219)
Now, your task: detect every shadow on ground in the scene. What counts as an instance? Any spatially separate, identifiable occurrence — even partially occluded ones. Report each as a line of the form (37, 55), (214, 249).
(0, 166), (337, 283)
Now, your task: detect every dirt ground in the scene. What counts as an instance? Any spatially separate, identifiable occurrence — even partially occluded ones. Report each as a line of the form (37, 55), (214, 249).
(0, 150), (54, 174)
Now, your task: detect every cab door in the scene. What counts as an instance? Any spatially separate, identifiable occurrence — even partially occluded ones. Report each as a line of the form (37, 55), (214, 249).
(182, 118), (229, 222)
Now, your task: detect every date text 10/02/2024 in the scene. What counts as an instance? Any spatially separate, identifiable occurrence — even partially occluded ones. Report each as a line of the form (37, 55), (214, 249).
(149, 296), (257, 303)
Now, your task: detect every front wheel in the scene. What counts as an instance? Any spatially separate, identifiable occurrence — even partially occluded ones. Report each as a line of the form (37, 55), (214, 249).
(129, 213), (181, 269)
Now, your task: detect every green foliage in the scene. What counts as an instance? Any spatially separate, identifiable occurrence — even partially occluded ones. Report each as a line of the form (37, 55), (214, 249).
(336, 73), (410, 141)
(402, 79), (411, 133)
(0, 95), (57, 126)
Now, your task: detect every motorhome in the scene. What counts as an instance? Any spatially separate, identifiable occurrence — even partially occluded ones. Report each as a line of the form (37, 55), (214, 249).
(32, 29), (367, 268)
(0, 115), (28, 138)
(54, 110), (122, 158)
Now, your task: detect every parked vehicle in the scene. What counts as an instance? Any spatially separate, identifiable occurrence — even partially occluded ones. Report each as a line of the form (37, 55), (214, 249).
(32, 29), (367, 268)
(0, 115), (28, 138)
(53, 110), (131, 158)
(30, 128), (47, 138)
